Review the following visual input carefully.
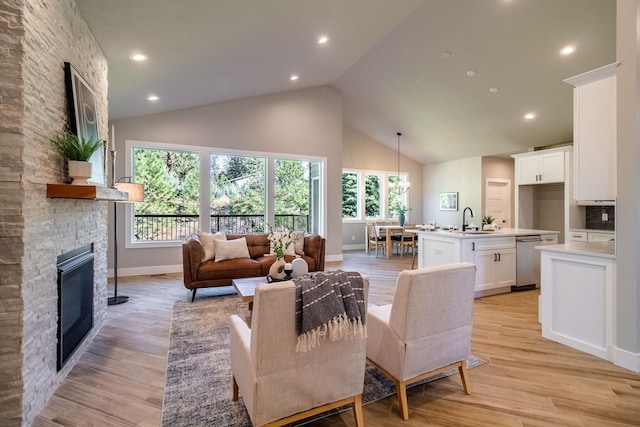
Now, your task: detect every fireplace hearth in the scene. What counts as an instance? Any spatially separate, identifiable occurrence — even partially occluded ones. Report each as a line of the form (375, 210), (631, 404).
(57, 244), (94, 371)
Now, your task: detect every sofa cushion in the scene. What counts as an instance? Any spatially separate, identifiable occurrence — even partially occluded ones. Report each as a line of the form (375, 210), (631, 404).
(198, 258), (263, 281)
(215, 237), (250, 262)
(197, 230), (226, 261)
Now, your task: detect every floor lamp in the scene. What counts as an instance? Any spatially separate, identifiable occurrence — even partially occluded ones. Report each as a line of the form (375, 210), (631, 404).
(109, 178), (144, 305)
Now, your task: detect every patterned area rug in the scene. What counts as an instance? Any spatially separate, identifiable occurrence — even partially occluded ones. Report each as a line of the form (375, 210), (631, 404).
(161, 294), (485, 426)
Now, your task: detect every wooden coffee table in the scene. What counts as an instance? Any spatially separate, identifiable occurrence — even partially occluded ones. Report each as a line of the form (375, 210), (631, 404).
(232, 276), (270, 310)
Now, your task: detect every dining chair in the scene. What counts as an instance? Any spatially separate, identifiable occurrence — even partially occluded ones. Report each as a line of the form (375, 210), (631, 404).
(392, 223), (417, 258)
(367, 223), (386, 257)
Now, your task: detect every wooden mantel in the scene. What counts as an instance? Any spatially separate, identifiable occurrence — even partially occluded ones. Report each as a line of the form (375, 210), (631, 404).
(46, 184), (129, 201)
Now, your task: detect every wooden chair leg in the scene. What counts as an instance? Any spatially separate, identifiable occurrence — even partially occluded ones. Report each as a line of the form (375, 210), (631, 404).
(352, 394), (364, 427)
(191, 288), (197, 302)
(395, 380), (410, 421)
(232, 375), (239, 401)
(458, 361), (471, 394)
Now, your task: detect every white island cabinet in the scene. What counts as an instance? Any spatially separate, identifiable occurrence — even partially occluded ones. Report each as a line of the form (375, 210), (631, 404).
(416, 228), (558, 297)
(538, 241), (616, 361)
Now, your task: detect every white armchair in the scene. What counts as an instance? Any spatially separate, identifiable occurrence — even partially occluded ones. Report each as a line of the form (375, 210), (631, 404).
(230, 277), (369, 426)
(366, 263), (477, 420)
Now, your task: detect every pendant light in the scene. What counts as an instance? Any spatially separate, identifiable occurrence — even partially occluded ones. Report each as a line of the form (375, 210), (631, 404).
(396, 132), (410, 193)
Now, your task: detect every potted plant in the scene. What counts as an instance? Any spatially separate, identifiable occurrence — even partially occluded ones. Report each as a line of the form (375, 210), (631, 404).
(51, 131), (102, 185)
(482, 215), (495, 230)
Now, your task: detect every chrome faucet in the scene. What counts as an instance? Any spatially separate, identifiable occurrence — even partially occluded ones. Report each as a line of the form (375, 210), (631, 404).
(462, 207), (474, 231)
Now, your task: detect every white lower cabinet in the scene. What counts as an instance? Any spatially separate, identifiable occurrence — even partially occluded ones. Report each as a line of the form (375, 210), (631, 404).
(464, 237), (516, 295)
(568, 230), (615, 242)
(418, 233), (515, 296)
(587, 231), (615, 242)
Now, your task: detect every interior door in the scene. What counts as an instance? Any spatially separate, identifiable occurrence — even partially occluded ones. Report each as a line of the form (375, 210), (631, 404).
(485, 178), (511, 227)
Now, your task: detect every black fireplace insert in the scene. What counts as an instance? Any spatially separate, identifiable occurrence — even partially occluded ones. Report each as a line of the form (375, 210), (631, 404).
(57, 243), (94, 371)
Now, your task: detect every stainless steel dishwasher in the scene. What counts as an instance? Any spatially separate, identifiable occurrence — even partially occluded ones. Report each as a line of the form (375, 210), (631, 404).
(514, 235), (543, 290)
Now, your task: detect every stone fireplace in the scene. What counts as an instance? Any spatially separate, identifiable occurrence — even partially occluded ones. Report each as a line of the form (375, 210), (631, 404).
(0, 1), (109, 426)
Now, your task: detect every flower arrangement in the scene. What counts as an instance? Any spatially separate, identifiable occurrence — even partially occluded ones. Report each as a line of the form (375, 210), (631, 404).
(267, 224), (295, 259)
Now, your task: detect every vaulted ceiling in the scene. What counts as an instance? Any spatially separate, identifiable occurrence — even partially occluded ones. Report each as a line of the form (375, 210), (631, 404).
(75, 0), (616, 164)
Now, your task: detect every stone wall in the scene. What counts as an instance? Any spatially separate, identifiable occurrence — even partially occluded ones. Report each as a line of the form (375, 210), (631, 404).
(0, 0), (109, 425)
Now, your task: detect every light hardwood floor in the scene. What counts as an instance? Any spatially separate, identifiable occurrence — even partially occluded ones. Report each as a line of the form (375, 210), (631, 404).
(35, 252), (640, 426)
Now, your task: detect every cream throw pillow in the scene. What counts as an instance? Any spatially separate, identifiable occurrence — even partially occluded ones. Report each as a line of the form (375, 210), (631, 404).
(269, 232), (297, 257)
(293, 231), (305, 255)
(197, 230), (226, 261)
(214, 237), (250, 262)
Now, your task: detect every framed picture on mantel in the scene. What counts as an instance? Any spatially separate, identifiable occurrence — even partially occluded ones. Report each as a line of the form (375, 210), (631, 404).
(64, 62), (104, 186)
(440, 192), (458, 211)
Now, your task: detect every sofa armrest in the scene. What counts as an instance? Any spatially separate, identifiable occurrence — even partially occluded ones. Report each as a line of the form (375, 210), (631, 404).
(303, 234), (325, 271)
(182, 234), (203, 289)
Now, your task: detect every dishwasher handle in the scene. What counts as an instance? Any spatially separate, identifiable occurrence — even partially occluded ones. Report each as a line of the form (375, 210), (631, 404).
(516, 235), (543, 243)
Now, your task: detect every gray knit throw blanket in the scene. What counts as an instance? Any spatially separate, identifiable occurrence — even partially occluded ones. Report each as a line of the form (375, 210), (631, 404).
(294, 270), (366, 352)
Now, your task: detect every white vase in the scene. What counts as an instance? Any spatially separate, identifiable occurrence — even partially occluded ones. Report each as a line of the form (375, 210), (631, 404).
(269, 257), (287, 281)
(68, 160), (93, 185)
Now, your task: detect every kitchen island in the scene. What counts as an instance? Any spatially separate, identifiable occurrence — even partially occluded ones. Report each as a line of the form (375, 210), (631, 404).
(415, 228), (559, 297)
(538, 241), (616, 362)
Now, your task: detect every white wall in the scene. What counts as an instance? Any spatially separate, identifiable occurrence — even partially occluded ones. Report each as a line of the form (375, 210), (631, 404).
(110, 85), (344, 272)
(341, 125), (423, 249)
(423, 157), (483, 228)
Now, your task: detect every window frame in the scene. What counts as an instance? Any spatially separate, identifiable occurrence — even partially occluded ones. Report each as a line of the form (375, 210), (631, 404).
(341, 167), (409, 223)
(124, 139), (326, 248)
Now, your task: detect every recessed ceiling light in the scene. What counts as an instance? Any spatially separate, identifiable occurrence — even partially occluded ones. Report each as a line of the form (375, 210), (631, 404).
(318, 35), (329, 44)
(130, 53), (148, 62)
(560, 45), (576, 55)
(524, 113), (536, 120)
(466, 70), (476, 77)
(290, 75), (299, 81)
(489, 87), (499, 93)
(147, 95), (159, 101)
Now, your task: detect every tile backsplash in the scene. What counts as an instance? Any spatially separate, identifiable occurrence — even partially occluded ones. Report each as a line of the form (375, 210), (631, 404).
(586, 206), (615, 230)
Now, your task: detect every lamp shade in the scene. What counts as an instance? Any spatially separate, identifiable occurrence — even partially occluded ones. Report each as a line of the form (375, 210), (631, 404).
(114, 182), (144, 203)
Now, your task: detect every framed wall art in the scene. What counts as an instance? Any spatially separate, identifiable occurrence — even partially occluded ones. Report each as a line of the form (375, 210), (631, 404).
(64, 62), (104, 185)
(439, 192), (458, 211)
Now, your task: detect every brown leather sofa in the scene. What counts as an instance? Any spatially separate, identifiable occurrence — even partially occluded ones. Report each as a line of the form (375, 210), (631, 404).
(182, 233), (325, 301)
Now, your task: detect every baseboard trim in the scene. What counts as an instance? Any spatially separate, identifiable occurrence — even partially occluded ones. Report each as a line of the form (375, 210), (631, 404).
(613, 346), (640, 373)
(326, 253), (343, 262)
(342, 244), (366, 251)
(108, 264), (182, 278)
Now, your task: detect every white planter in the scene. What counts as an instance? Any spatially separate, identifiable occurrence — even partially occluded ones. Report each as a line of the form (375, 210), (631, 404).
(68, 160), (92, 185)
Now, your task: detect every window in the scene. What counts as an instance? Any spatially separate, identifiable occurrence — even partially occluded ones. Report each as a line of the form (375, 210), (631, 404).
(364, 173), (383, 219)
(388, 174), (409, 218)
(341, 168), (408, 222)
(342, 172), (359, 219)
(210, 154), (266, 234)
(274, 158), (319, 232)
(125, 140), (325, 247)
(133, 147), (200, 242)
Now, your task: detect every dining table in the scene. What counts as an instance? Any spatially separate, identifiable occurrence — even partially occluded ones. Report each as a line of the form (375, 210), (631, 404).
(375, 225), (405, 258)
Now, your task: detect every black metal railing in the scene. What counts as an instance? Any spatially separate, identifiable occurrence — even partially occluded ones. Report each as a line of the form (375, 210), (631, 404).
(133, 214), (310, 241)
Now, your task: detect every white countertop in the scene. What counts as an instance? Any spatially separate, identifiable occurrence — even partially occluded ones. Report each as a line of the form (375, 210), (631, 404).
(414, 227), (559, 239)
(536, 241), (616, 259)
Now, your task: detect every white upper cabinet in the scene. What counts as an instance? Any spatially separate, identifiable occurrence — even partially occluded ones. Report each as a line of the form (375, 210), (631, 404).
(512, 148), (567, 185)
(564, 63), (617, 203)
